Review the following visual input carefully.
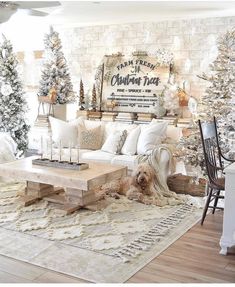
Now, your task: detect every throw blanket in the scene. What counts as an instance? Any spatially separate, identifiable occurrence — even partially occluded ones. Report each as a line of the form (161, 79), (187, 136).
(137, 144), (184, 206)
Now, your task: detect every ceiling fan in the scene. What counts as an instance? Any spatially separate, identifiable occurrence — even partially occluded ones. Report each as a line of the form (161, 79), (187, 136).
(0, 1), (61, 23)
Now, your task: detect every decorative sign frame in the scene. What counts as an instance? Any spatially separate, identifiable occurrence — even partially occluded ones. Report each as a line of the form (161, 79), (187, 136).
(95, 50), (174, 114)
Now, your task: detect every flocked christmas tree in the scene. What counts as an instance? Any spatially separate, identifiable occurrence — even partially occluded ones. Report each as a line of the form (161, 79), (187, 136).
(178, 28), (235, 171)
(91, 84), (97, 111)
(79, 79), (85, 110)
(0, 35), (30, 155)
(38, 26), (76, 104)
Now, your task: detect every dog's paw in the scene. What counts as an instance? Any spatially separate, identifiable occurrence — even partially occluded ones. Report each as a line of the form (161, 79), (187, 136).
(128, 192), (144, 202)
(109, 192), (120, 199)
(142, 197), (154, 205)
(154, 197), (168, 207)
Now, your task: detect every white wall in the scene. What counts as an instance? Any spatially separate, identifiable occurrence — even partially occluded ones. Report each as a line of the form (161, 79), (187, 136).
(1, 15), (235, 123)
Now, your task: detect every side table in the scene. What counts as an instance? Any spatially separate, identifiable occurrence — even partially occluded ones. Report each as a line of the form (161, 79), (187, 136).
(220, 162), (235, 255)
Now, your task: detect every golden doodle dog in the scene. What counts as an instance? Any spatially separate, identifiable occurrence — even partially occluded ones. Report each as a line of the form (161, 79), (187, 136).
(100, 162), (182, 206)
(101, 163), (155, 203)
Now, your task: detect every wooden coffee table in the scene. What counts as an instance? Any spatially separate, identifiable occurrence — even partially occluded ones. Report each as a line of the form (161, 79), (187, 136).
(0, 156), (127, 214)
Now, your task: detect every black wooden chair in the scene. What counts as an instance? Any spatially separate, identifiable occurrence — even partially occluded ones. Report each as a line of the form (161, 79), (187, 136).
(198, 118), (232, 225)
(213, 116), (235, 169)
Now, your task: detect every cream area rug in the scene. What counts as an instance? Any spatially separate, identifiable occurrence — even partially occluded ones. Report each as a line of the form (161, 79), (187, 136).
(0, 182), (202, 283)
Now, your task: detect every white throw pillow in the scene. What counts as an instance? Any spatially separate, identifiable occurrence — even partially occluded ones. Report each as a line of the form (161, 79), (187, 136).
(121, 126), (141, 155)
(165, 125), (183, 142)
(101, 130), (127, 154)
(78, 123), (103, 150)
(103, 122), (136, 143)
(137, 121), (168, 155)
(49, 116), (83, 147)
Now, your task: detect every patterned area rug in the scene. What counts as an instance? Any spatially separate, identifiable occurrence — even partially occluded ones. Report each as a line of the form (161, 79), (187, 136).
(0, 182), (202, 283)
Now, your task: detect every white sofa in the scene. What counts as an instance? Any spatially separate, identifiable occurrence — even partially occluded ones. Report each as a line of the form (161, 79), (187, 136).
(49, 117), (183, 181)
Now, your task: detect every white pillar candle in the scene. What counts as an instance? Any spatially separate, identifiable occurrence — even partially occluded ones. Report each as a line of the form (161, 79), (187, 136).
(77, 145), (79, 164)
(40, 136), (43, 159)
(59, 140), (62, 162)
(50, 135), (53, 161)
(69, 141), (72, 163)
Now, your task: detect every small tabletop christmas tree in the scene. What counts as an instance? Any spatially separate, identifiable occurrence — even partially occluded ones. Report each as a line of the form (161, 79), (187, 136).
(38, 26), (76, 104)
(0, 35), (30, 155)
(91, 84), (97, 111)
(79, 79), (85, 110)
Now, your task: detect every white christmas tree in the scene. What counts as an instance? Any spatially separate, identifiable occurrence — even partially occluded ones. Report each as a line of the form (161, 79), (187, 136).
(38, 26), (76, 104)
(0, 35), (30, 155)
(179, 28), (235, 170)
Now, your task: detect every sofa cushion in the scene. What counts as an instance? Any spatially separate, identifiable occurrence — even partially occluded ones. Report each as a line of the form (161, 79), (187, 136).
(111, 155), (139, 171)
(101, 130), (127, 154)
(80, 150), (116, 163)
(103, 122), (137, 142)
(137, 121), (168, 155)
(121, 126), (141, 156)
(165, 125), (183, 143)
(78, 123), (102, 150)
(49, 116), (83, 147)
(151, 120), (183, 143)
(83, 120), (105, 143)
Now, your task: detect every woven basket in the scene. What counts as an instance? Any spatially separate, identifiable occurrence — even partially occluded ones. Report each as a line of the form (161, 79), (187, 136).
(167, 173), (206, 197)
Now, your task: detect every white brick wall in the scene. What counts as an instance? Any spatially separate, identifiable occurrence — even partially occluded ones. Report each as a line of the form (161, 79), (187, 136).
(25, 16), (235, 105)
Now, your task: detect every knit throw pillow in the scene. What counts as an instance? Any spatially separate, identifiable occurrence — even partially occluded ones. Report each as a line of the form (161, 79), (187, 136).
(101, 130), (127, 154)
(78, 124), (102, 150)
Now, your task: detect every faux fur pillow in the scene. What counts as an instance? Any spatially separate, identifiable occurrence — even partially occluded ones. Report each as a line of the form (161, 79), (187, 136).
(78, 124), (102, 150)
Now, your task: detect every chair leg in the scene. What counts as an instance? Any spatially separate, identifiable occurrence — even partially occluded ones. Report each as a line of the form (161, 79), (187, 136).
(201, 187), (213, 225)
(212, 190), (220, 214)
(205, 183), (209, 196)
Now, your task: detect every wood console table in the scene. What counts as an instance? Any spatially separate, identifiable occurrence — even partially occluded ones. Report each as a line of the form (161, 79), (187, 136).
(220, 162), (235, 255)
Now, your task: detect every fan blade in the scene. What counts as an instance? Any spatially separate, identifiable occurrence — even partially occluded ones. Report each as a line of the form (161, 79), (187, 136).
(0, 12), (15, 23)
(0, 7), (17, 23)
(15, 1), (60, 9)
(26, 9), (48, 17)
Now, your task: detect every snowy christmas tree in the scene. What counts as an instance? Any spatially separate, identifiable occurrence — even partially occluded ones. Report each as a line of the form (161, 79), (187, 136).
(38, 26), (76, 104)
(91, 84), (97, 111)
(0, 35), (30, 155)
(178, 28), (235, 170)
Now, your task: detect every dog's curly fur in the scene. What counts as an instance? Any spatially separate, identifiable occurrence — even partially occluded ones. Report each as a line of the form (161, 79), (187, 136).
(101, 163), (155, 202)
(100, 162), (182, 206)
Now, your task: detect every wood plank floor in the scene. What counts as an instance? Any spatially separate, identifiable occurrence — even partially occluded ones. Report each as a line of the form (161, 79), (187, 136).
(0, 210), (234, 283)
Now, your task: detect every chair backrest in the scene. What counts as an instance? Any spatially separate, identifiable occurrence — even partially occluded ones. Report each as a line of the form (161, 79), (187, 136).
(198, 119), (221, 184)
(213, 116), (223, 168)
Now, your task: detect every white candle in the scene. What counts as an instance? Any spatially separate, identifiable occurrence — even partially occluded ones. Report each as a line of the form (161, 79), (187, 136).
(40, 136), (43, 159)
(50, 135), (53, 161)
(69, 141), (72, 162)
(77, 145), (79, 164)
(59, 140), (62, 162)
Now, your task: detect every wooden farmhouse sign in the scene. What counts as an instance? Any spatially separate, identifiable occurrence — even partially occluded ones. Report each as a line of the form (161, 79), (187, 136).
(102, 53), (171, 113)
